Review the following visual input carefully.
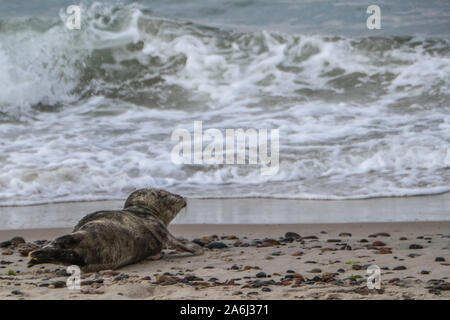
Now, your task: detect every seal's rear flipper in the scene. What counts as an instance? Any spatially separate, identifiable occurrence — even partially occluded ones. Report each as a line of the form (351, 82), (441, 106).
(28, 246), (85, 268)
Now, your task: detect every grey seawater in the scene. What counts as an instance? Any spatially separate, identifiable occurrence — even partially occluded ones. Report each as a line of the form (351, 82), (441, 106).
(0, 0), (449, 210)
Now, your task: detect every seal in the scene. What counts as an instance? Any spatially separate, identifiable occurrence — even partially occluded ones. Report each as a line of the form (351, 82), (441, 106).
(28, 188), (202, 272)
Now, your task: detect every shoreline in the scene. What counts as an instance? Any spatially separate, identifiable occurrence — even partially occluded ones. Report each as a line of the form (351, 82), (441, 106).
(1, 193), (450, 230)
(1, 222), (449, 300)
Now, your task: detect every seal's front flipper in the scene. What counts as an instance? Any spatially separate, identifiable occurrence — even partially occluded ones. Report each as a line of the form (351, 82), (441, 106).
(147, 252), (163, 260)
(166, 234), (203, 256)
(28, 246), (85, 268)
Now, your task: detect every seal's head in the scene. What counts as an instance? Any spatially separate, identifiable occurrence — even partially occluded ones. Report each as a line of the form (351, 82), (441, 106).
(124, 188), (186, 225)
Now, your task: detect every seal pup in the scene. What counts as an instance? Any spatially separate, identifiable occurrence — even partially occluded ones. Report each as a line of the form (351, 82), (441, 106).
(28, 188), (202, 272)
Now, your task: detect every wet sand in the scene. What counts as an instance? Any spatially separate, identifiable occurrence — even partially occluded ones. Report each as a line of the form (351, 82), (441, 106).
(1, 193), (450, 230)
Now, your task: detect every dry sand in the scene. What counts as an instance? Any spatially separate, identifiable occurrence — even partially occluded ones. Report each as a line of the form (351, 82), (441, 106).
(1, 222), (449, 300)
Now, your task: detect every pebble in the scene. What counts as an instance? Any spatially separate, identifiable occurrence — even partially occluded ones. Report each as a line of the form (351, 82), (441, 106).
(309, 268), (322, 273)
(261, 287), (272, 292)
(377, 248), (392, 254)
(409, 244), (423, 249)
(291, 251), (303, 256)
(0, 241), (12, 248)
(52, 281), (66, 288)
(399, 237), (408, 240)
(262, 238), (280, 246)
(369, 233), (390, 238)
(285, 232), (301, 239)
(420, 270), (430, 275)
(327, 239), (341, 243)
(11, 237), (26, 245)
(371, 241), (386, 247)
(233, 240), (242, 247)
(256, 272), (267, 278)
(393, 266), (407, 271)
(339, 232), (352, 237)
(271, 251), (282, 256)
(11, 290), (22, 295)
(221, 235), (238, 240)
(206, 242), (228, 249)
(435, 257), (445, 262)
(302, 235), (318, 240)
(192, 239), (205, 247)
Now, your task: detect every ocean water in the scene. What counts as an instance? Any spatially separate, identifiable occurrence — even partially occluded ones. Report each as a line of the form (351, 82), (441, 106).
(0, 0), (449, 205)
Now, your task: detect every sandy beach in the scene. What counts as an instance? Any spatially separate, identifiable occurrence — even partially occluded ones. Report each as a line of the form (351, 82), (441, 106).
(1, 222), (449, 300)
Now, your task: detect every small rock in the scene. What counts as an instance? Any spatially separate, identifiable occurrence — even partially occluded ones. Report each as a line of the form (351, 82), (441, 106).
(339, 232), (352, 237)
(399, 237), (408, 240)
(192, 239), (205, 247)
(393, 266), (407, 271)
(377, 248), (392, 254)
(10, 237), (26, 246)
(302, 235), (319, 240)
(309, 268), (322, 273)
(291, 251), (303, 256)
(435, 257), (445, 262)
(39, 283), (50, 287)
(286, 270), (295, 273)
(271, 251), (282, 256)
(52, 281), (66, 288)
(420, 270), (430, 275)
(261, 287), (272, 292)
(372, 241), (386, 247)
(327, 239), (341, 243)
(359, 239), (368, 243)
(206, 242), (228, 249)
(409, 244), (423, 249)
(256, 272), (267, 278)
(221, 235), (238, 240)
(233, 240), (242, 247)
(262, 238), (280, 246)
(369, 233), (390, 238)
(285, 232), (301, 239)
(352, 265), (362, 270)
(18, 243), (40, 256)
(0, 241), (12, 248)
(11, 290), (22, 295)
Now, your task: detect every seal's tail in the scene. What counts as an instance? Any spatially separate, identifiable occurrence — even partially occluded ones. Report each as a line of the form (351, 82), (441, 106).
(28, 246), (85, 267)
(28, 234), (86, 268)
